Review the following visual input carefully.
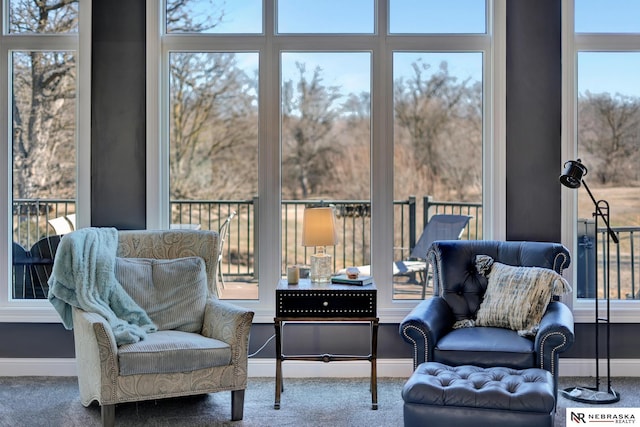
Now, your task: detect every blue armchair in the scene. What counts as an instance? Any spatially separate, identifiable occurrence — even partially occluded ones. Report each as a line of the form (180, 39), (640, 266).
(399, 240), (575, 400)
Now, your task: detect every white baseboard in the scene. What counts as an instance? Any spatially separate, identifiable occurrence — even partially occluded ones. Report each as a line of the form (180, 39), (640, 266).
(0, 358), (416, 377)
(247, 358), (416, 378)
(0, 358), (78, 376)
(1, 358), (639, 378)
(249, 358), (640, 378)
(558, 358), (640, 377)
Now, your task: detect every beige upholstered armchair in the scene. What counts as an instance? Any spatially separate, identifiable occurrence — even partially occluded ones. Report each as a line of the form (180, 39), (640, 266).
(69, 230), (254, 427)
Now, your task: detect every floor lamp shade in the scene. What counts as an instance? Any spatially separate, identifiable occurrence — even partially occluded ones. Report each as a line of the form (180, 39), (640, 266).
(302, 207), (338, 283)
(560, 159), (587, 189)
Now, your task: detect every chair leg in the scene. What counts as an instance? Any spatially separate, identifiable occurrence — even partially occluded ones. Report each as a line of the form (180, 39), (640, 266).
(101, 404), (115, 427)
(231, 389), (245, 421)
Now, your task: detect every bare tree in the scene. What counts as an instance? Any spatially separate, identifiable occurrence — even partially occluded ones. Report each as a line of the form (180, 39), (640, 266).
(11, 0), (78, 199)
(166, 0), (224, 33)
(327, 91), (371, 199)
(169, 52), (258, 200)
(165, 2), (260, 202)
(394, 60), (476, 198)
(436, 80), (483, 200)
(579, 91), (640, 185)
(282, 63), (342, 199)
(9, 0), (77, 33)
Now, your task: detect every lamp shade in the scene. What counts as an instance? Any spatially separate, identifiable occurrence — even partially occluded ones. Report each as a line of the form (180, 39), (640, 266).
(301, 207), (338, 247)
(560, 159), (587, 189)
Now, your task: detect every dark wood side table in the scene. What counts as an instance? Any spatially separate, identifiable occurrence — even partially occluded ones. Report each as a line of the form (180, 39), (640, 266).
(274, 278), (378, 410)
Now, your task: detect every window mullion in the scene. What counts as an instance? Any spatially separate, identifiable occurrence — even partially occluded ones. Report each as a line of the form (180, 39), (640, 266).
(252, 0), (280, 320)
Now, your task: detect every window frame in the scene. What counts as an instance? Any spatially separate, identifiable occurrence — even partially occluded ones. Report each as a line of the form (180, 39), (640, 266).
(562, 0), (640, 323)
(148, 0), (503, 323)
(0, 0), (90, 322)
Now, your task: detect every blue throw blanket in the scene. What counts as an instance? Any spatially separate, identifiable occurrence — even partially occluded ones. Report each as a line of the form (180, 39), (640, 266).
(48, 227), (157, 345)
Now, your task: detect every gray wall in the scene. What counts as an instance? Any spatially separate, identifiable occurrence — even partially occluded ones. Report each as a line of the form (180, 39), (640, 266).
(506, 0), (562, 242)
(91, 0), (147, 229)
(0, 0), (635, 363)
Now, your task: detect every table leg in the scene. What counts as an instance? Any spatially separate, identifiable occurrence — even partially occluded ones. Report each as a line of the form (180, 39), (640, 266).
(274, 319), (282, 409)
(371, 319), (378, 410)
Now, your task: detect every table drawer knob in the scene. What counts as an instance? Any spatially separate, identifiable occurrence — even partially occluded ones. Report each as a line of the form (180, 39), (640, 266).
(323, 301), (329, 307)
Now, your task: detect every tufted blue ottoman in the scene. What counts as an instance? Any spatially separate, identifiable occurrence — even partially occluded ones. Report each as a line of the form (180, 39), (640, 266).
(402, 362), (555, 427)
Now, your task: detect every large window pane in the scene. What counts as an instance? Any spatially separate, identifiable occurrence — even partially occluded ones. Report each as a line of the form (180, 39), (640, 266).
(12, 50), (76, 299)
(168, 52), (259, 299)
(8, 0), (78, 34)
(392, 52), (482, 299)
(576, 0), (640, 33)
(390, 0), (486, 34)
(166, 0), (262, 34)
(281, 52), (371, 275)
(576, 52), (640, 300)
(277, 0), (374, 34)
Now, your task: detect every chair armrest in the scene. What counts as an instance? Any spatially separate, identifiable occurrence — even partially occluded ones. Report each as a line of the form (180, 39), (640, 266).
(399, 297), (454, 369)
(72, 307), (119, 405)
(203, 298), (254, 366)
(535, 301), (575, 374)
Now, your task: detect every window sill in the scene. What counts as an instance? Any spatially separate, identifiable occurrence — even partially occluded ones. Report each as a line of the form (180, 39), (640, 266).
(0, 304), (61, 323)
(572, 299), (640, 323)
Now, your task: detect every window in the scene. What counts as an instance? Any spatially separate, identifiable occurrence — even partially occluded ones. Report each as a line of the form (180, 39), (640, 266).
(1, 0), (87, 321)
(280, 51), (372, 278)
(575, 0), (640, 33)
(565, 0), (640, 320)
(167, 50), (259, 299)
(389, 0), (486, 34)
(277, 0), (374, 34)
(393, 52), (483, 300)
(151, 0), (495, 321)
(165, 0), (262, 34)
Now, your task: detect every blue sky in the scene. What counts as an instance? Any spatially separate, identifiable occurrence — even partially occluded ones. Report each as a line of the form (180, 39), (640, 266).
(277, 0), (485, 34)
(575, 0), (640, 33)
(215, 0), (486, 34)
(192, 0), (640, 98)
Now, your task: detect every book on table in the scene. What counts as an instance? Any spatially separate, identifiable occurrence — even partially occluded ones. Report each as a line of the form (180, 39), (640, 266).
(330, 274), (374, 286)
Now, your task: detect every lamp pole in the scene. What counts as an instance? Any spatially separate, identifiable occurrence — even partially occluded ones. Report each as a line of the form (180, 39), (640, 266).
(560, 159), (620, 404)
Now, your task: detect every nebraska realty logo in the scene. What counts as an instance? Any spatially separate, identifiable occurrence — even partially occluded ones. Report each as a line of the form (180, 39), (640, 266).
(567, 408), (638, 425)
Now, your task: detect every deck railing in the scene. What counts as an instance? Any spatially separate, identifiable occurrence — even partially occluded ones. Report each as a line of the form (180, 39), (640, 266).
(13, 198), (76, 249)
(172, 197), (418, 279)
(11, 198), (640, 300)
(423, 196), (483, 240)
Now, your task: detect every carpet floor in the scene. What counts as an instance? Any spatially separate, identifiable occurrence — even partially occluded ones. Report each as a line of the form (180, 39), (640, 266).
(0, 376), (638, 426)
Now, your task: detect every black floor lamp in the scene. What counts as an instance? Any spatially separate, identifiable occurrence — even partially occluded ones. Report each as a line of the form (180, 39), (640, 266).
(560, 158), (620, 404)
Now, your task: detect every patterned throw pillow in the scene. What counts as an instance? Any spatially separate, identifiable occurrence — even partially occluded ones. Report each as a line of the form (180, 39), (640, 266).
(473, 254), (571, 337)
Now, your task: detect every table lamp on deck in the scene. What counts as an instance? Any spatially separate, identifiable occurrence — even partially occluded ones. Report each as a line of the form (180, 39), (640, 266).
(302, 206), (338, 283)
